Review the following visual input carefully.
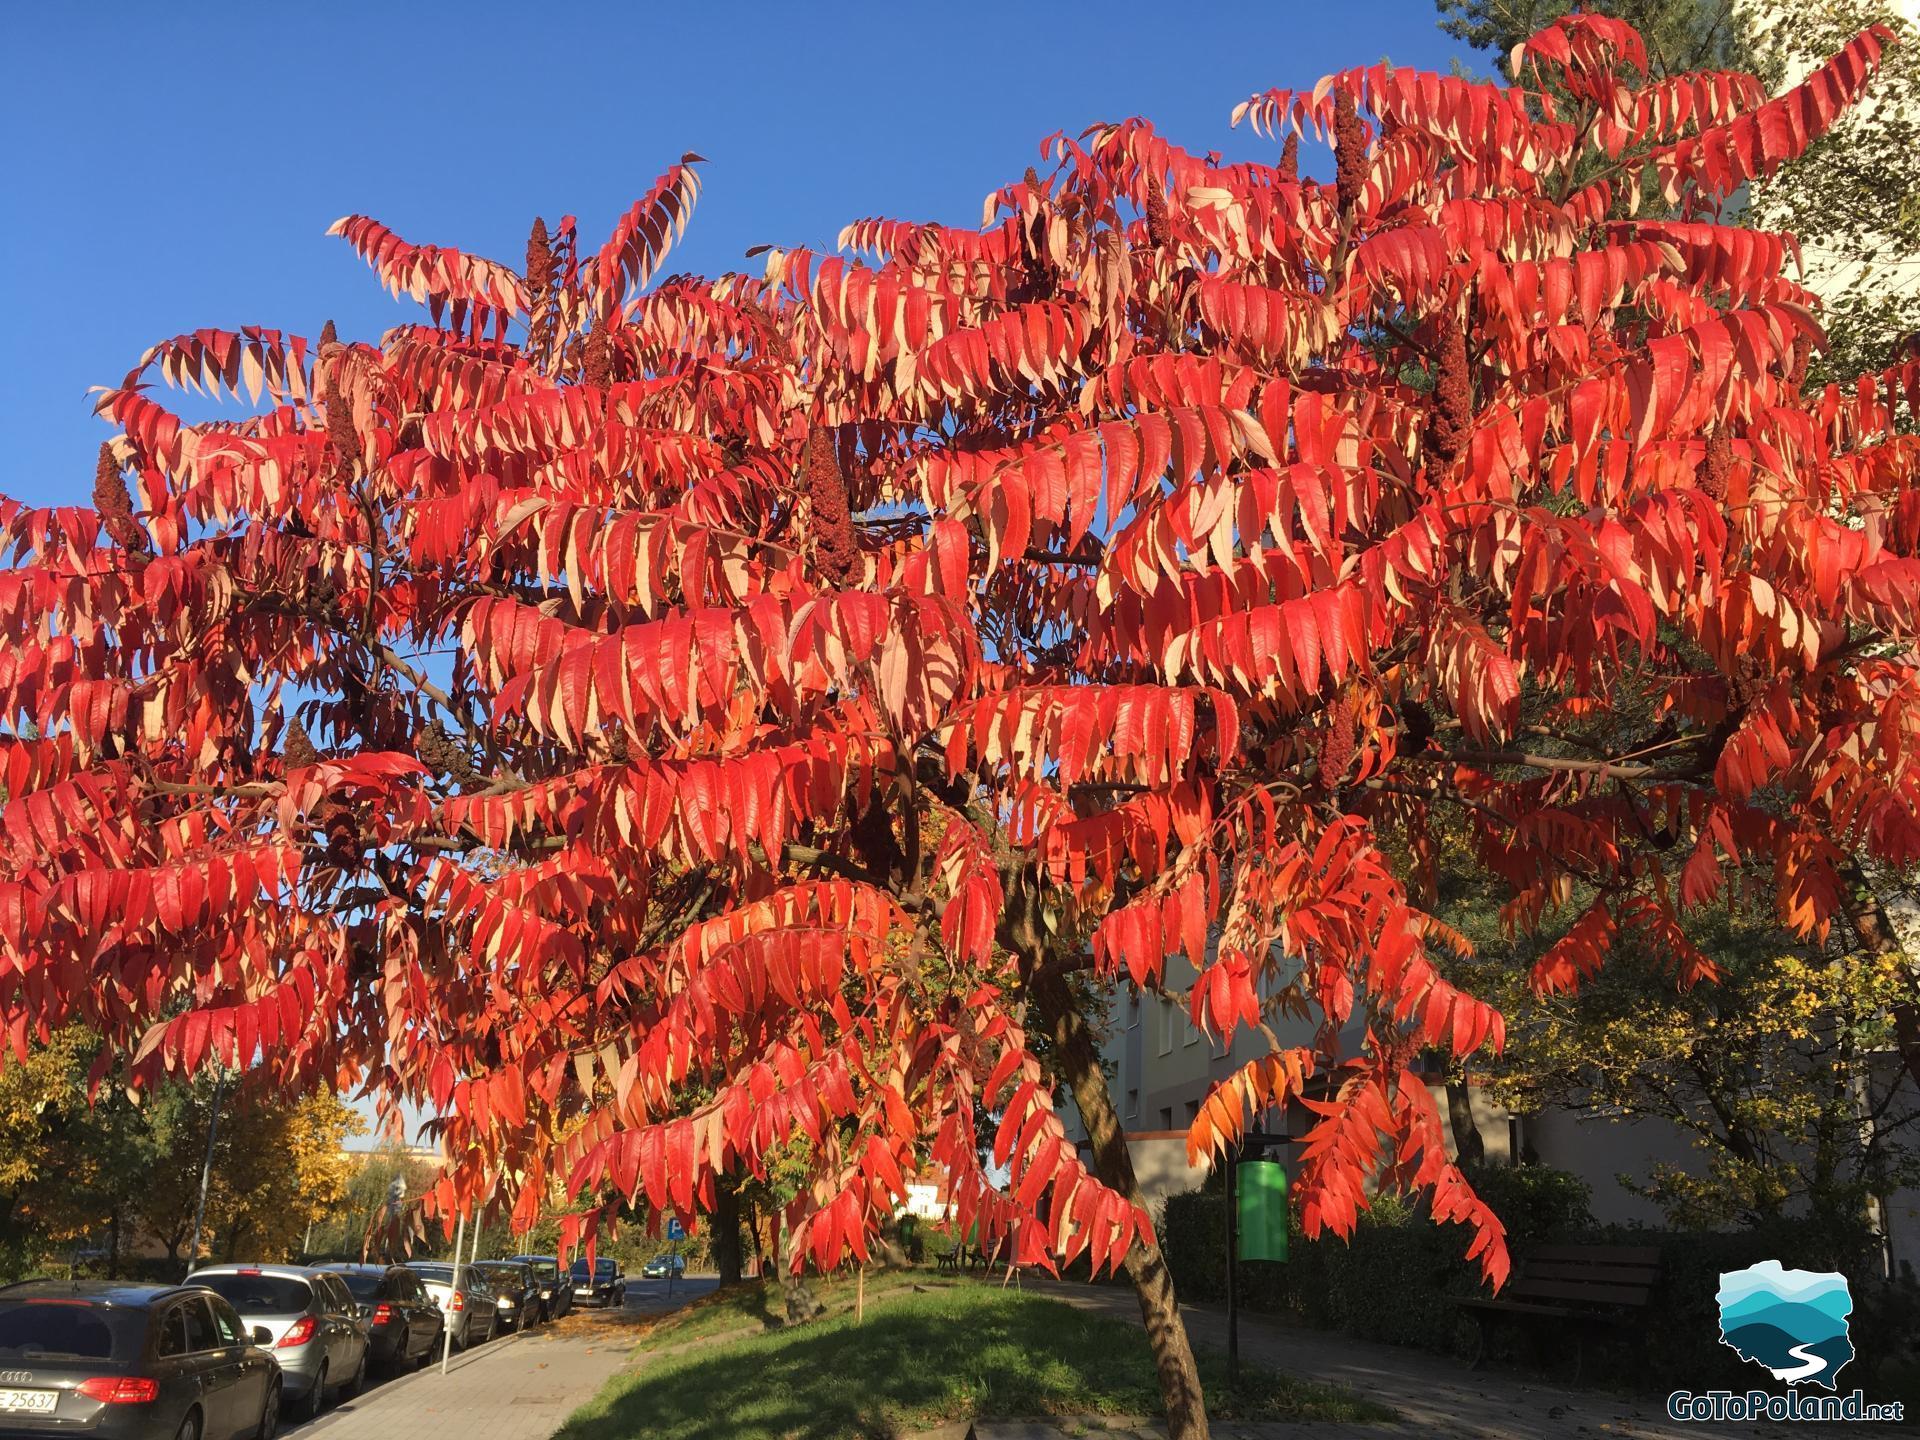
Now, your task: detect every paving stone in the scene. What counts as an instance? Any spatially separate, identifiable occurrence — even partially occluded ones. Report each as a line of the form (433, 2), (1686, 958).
(295, 1276), (717, 1440)
(1028, 1280), (1907, 1440)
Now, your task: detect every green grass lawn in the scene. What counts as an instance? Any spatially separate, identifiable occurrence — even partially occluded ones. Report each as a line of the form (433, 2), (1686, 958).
(556, 1273), (1395, 1440)
(618, 1266), (930, 1348)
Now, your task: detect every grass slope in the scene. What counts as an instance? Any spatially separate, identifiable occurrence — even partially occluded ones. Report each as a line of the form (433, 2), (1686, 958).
(558, 1273), (1393, 1440)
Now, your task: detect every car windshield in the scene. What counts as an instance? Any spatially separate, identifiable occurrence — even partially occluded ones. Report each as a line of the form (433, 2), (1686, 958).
(328, 1271), (386, 1301)
(195, 1274), (312, 1315)
(0, 1301), (143, 1361)
(476, 1265), (523, 1287)
(570, 1259), (617, 1278)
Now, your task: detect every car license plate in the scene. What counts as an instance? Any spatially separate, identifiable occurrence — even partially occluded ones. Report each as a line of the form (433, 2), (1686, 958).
(0, 1389), (56, 1413)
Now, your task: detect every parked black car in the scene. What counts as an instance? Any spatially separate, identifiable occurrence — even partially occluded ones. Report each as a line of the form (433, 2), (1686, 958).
(468, 1263), (539, 1332)
(0, 1279), (281, 1440)
(313, 1265), (445, 1374)
(567, 1258), (625, 1308)
(507, 1256), (569, 1320)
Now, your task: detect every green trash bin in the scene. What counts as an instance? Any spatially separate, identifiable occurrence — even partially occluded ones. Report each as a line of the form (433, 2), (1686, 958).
(1236, 1160), (1288, 1262)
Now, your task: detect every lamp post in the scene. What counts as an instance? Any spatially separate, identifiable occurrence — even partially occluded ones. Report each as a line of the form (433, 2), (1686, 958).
(184, 1068), (227, 1279)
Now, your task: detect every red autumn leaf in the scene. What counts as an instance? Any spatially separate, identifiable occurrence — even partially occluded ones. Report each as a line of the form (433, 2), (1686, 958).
(7, 18), (1913, 1421)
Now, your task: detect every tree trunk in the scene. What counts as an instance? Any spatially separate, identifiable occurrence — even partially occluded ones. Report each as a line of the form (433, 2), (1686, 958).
(1445, 1080), (1485, 1167)
(744, 1199), (764, 1278)
(107, 1209), (121, 1280)
(779, 1218), (826, 1324)
(713, 1179), (744, 1288)
(1032, 967), (1210, 1440)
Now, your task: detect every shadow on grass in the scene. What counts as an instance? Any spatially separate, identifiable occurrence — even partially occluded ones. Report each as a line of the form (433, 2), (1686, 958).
(556, 1284), (1391, 1440)
(638, 1279), (782, 1346)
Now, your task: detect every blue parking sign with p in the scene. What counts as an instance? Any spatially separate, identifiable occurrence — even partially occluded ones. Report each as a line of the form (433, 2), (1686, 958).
(666, 1217), (686, 1241)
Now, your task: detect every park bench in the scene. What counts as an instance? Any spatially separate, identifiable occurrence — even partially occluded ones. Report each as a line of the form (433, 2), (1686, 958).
(934, 1241), (1021, 1283)
(1454, 1243), (1661, 1383)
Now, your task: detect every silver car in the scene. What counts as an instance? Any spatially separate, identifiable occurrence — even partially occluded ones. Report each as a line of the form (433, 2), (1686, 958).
(403, 1262), (498, 1351)
(190, 1265), (369, 1422)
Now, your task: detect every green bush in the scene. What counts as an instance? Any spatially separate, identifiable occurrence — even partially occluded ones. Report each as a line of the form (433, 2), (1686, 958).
(1455, 1163), (1593, 1247)
(1593, 1216), (1899, 1394)
(1160, 1165), (1920, 1397)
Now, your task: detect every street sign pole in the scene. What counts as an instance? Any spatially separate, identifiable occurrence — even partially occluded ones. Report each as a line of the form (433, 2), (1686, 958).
(441, 1211), (466, 1376)
(665, 1215), (686, 1297)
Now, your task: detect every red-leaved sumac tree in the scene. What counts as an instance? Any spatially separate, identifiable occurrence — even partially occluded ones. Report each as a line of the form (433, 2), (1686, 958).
(4, 14), (1915, 1433)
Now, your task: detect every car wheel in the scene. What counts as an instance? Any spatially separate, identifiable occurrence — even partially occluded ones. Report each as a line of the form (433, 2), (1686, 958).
(256, 1380), (281, 1440)
(344, 1346), (367, 1397)
(389, 1329), (408, 1375)
(304, 1363), (328, 1422)
(175, 1408), (202, 1440)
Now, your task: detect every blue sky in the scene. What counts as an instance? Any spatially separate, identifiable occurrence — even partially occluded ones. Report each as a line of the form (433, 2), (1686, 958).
(1, 2), (1469, 510)
(6, 3), (1469, 1145)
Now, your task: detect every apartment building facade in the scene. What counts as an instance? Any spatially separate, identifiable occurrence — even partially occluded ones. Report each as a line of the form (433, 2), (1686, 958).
(1065, 954), (1920, 1281)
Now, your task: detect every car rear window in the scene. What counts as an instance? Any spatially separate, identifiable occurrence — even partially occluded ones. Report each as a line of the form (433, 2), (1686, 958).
(195, 1275), (312, 1314)
(330, 1271), (385, 1301)
(0, 1301), (142, 1361)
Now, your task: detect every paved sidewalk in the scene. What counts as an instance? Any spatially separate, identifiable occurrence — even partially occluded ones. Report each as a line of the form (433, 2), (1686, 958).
(298, 1327), (617, 1440)
(914, 1421), (1406, 1438)
(1032, 1280), (1905, 1440)
(298, 1277), (717, 1440)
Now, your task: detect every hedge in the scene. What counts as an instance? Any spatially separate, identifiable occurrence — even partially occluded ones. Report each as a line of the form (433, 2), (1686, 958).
(1160, 1165), (1920, 1402)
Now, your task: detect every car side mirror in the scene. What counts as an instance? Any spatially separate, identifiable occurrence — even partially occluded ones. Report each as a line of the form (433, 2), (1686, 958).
(251, 1327), (273, 1346)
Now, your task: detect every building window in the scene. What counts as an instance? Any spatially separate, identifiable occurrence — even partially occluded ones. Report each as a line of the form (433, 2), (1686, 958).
(1184, 1099), (1199, 1125)
(1127, 994), (1141, 1030)
(1155, 999), (1174, 1056)
(1184, 1010), (1200, 1046)
(1126, 1088), (1139, 1120)
(1159, 1106), (1174, 1131)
